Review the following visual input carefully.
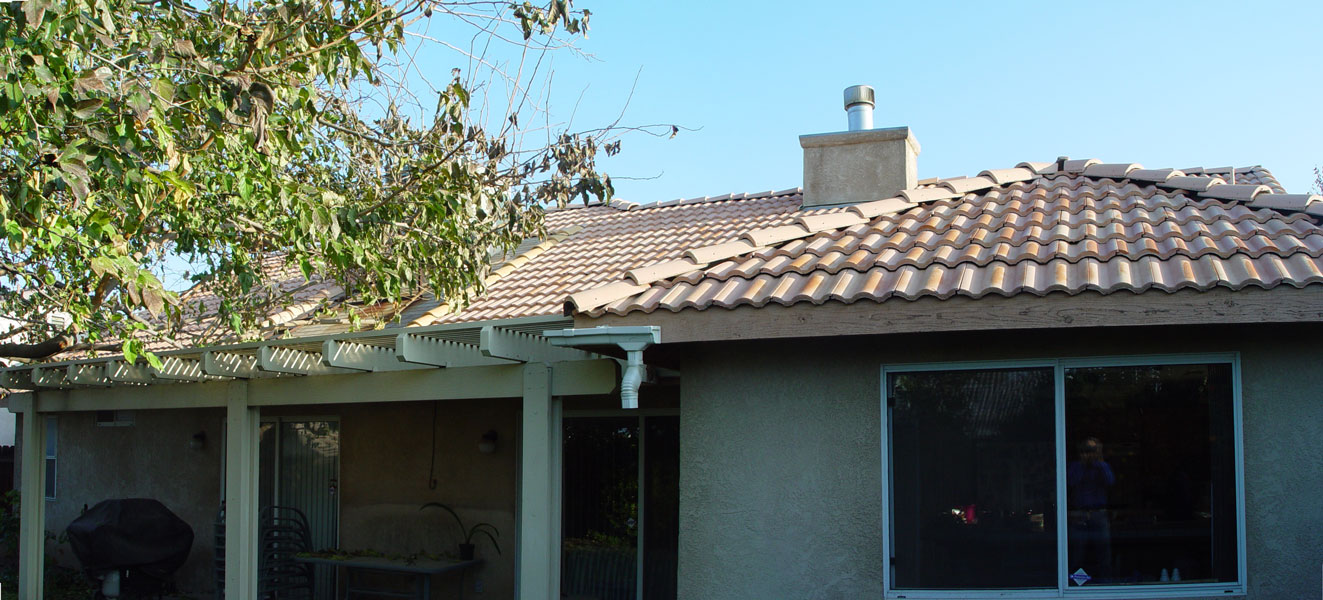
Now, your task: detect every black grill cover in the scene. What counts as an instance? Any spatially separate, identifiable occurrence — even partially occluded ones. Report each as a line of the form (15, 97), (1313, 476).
(66, 498), (194, 579)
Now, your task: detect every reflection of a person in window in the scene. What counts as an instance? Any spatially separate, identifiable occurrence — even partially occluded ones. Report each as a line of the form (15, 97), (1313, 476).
(1068, 437), (1114, 581)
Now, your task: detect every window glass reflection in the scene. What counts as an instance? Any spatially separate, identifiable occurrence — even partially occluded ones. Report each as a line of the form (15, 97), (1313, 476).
(1064, 364), (1237, 585)
(889, 368), (1056, 589)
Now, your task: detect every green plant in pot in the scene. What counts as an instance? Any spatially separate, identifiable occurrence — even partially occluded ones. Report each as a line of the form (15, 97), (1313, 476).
(420, 502), (500, 560)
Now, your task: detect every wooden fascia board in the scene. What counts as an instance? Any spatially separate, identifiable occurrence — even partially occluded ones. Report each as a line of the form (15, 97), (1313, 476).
(578, 287), (1323, 343)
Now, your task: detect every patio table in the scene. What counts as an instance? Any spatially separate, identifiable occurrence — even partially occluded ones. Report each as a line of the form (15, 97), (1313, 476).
(295, 554), (484, 600)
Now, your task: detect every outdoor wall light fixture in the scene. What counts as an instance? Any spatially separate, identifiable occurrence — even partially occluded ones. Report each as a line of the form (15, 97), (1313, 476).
(478, 430), (498, 454)
(190, 431), (206, 451)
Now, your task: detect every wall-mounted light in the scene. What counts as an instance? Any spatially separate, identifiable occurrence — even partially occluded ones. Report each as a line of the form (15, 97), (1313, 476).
(478, 430), (498, 454)
(190, 431), (206, 451)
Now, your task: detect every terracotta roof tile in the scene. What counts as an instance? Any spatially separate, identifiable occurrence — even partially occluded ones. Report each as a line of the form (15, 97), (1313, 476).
(582, 170), (1323, 317)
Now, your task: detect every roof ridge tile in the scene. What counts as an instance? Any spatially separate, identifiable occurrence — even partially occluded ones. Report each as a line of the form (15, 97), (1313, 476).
(1082, 163), (1142, 180)
(1016, 161), (1054, 174)
(900, 187), (962, 203)
(685, 240), (763, 265)
(743, 224), (814, 247)
(1250, 194), (1323, 213)
(1062, 158), (1102, 173)
(626, 258), (702, 285)
(565, 280), (653, 314)
(979, 168), (1037, 185)
(797, 212), (869, 232)
(1201, 184), (1271, 203)
(1127, 168), (1183, 183)
(1158, 176), (1226, 193)
(942, 176), (997, 194)
(849, 197), (916, 219)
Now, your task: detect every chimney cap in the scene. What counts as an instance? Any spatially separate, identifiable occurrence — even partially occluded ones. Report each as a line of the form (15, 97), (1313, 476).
(843, 85), (875, 109)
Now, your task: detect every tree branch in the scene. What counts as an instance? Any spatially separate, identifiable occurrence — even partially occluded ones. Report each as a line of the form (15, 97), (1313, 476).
(0, 334), (74, 361)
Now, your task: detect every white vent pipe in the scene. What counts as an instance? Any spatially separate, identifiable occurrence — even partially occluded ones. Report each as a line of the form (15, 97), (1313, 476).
(844, 85), (875, 131)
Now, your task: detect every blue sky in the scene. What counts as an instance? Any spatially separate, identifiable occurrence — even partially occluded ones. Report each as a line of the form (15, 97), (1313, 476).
(520, 0), (1322, 201)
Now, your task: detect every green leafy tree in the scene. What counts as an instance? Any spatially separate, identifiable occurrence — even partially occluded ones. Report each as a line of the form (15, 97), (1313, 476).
(0, 0), (626, 363)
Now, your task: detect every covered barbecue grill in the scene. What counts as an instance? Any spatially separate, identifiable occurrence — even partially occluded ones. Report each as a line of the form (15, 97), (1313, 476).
(66, 498), (194, 598)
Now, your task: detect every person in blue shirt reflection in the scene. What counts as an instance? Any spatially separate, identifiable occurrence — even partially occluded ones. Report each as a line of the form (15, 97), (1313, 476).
(1068, 437), (1114, 581)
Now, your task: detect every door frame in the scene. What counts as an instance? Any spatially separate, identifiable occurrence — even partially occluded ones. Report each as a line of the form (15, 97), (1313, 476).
(558, 408), (680, 600)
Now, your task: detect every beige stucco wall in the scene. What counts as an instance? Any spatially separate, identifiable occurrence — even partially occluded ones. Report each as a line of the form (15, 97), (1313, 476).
(32, 408), (225, 592)
(674, 323), (1323, 600)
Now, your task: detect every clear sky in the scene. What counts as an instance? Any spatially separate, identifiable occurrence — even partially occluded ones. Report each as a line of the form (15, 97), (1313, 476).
(515, 0), (1322, 202)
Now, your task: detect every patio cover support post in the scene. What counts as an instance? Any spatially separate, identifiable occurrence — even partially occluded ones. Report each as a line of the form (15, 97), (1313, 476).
(18, 396), (46, 599)
(224, 381), (260, 600)
(518, 362), (556, 599)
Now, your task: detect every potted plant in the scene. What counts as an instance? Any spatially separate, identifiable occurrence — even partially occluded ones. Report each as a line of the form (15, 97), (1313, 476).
(420, 502), (500, 560)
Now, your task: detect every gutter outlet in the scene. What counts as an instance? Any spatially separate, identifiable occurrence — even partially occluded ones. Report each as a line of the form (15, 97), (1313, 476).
(544, 326), (662, 409)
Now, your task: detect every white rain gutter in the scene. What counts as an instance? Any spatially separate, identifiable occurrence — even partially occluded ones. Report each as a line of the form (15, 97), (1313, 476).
(544, 326), (660, 409)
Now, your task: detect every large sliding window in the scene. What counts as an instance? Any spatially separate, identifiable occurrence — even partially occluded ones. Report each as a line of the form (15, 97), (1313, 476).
(883, 356), (1244, 598)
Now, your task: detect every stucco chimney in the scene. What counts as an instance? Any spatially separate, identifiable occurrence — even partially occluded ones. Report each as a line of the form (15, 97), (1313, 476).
(800, 86), (920, 208)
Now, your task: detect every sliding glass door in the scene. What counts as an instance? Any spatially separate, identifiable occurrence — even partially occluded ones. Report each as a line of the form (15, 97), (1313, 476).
(561, 414), (678, 600)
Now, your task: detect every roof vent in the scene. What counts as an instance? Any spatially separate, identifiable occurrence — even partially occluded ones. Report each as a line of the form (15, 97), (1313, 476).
(844, 85), (874, 131)
(800, 85), (919, 208)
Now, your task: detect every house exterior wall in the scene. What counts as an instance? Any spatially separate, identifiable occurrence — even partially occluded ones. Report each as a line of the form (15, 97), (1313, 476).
(37, 408), (225, 593)
(674, 323), (1323, 600)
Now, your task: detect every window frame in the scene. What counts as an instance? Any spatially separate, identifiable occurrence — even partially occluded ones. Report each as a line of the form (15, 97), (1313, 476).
(880, 353), (1246, 599)
(44, 415), (57, 501)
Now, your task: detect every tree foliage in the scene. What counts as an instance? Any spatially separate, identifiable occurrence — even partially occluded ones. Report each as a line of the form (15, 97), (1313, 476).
(0, 0), (621, 362)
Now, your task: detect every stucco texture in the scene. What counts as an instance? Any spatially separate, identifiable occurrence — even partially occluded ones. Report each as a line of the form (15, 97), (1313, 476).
(38, 408), (224, 591)
(673, 323), (1323, 600)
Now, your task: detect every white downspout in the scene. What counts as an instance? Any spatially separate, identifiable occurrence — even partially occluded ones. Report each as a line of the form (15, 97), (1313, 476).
(618, 341), (649, 410)
(544, 326), (661, 409)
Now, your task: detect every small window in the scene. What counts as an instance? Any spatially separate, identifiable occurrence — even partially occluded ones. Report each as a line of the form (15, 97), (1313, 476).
(95, 410), (135, 427)
(44, 416), (57, 500)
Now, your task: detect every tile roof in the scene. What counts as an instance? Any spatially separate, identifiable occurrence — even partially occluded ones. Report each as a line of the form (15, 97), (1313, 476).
(49, 158), (1315, 361)
(420, 189), (806, 324)
(569, 162), (1323, 317)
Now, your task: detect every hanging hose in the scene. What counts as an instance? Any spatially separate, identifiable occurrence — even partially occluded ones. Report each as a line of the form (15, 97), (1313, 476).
(427, 400), (438, 490)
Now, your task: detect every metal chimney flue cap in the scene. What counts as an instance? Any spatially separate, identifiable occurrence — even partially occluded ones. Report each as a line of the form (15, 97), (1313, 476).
(843, 85), (875, 109)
